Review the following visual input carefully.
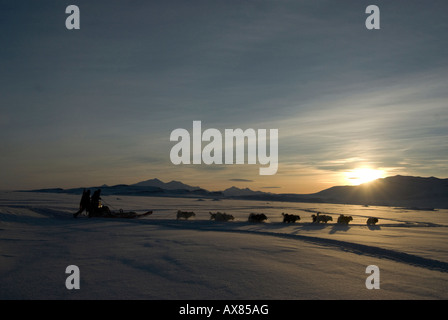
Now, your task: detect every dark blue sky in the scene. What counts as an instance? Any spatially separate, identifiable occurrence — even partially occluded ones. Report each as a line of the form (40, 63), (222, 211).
(1, 0), (447, 192)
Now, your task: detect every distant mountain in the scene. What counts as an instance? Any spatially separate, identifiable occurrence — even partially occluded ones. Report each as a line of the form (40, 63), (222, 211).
(131, 178), (200, 191)
(20, 175), (448, 209)
(222, 186), (266, 197)
(311, 175), (448, 209)
(208, 175), (448, 209)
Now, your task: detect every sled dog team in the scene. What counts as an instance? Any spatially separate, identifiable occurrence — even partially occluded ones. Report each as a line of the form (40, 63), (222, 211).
(177, 210), (379, 225)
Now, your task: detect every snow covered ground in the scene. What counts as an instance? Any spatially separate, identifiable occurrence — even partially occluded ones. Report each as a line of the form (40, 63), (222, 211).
(1, 191), (447, 300)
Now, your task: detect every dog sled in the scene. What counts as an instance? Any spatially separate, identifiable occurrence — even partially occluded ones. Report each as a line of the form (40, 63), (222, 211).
(90, 207), (153, 219)
(74, 189), (153, 219)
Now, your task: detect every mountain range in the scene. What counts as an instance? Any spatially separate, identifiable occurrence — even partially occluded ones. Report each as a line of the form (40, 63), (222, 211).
(132, 178), (200, 191)
(22, 175), (448, 209)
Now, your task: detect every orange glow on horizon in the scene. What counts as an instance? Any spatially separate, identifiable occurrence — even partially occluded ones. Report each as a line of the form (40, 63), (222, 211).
(344, 168), (385, 185)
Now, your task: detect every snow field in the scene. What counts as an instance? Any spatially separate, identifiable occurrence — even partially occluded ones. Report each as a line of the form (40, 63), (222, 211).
(1, 192), (447, 299)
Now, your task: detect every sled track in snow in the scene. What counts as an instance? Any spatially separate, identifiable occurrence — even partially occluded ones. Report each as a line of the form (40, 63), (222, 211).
(138, 219), (448, 274)
(238, 229), (448, 274)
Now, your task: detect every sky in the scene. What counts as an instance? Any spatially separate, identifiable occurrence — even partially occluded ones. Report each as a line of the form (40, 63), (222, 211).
(1, 0), (447, 193)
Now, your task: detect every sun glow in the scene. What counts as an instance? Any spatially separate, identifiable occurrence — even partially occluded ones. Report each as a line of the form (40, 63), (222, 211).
(345, 168), (384, 185)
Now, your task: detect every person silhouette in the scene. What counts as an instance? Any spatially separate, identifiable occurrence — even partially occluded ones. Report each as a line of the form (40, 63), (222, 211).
(89, 189), (102, 217)
(74, 189), (91, 218)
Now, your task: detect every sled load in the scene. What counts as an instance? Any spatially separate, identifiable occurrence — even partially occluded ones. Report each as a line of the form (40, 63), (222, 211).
(94, 209), (153, 219)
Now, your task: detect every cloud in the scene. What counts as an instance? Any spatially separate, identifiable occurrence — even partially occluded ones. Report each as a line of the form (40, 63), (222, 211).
(1, 1), (447, 191)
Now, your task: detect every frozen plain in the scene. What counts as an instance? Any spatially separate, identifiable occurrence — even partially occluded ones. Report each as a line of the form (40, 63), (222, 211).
(1, 191), (447, 300)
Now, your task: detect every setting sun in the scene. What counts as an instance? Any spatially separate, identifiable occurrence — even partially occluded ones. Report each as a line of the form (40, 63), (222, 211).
(345, 168), (384, 185)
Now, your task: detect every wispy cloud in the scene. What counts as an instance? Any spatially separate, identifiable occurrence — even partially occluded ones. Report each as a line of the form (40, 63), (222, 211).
(0, 1), (447, 191)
